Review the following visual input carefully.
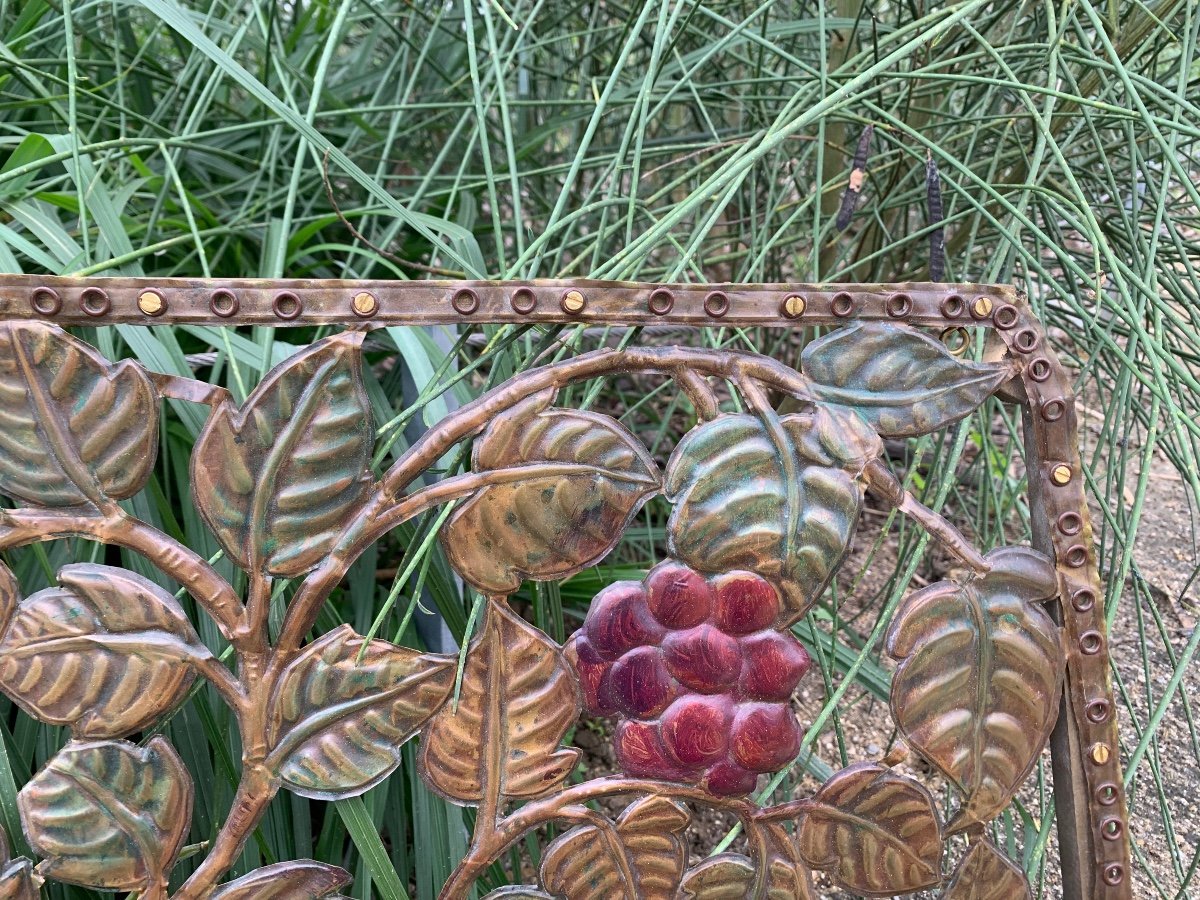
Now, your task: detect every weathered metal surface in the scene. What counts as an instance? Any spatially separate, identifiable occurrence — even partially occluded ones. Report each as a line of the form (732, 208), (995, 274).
(0, 276), (1130, 900)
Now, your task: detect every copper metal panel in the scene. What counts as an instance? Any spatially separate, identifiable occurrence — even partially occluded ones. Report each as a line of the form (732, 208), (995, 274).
(0, 276), (1129, 899)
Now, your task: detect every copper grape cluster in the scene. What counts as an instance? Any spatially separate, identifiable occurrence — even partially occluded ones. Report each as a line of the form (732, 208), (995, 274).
(568, 561), (811, 796)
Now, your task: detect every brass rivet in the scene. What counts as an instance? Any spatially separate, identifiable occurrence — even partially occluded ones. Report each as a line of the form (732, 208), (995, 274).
(1051, 464), (1072, 485)
(352, 291), (377, 317)
(562, 289), (586, 314)
(972, 296), (994, 318)
(782, 294), (806, 318)
(138, 290), (165, 316)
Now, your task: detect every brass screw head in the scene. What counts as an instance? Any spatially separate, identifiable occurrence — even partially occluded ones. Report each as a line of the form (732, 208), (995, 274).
(137, 290), (165, 316)
(1091, 743), (1111, 765)
(1051, 464), (1073, 485)
(562, 289), (586, 313)
(352, 291), (378, 316)
(782, 294), (806, 318)
(972, 295), (994, 318)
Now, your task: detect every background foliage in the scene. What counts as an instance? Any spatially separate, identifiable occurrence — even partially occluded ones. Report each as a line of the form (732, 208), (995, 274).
(0, 0), (1198, 897)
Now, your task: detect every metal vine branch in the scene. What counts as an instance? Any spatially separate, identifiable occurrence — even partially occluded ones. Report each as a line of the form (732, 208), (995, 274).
(0, 275), (1129, 900)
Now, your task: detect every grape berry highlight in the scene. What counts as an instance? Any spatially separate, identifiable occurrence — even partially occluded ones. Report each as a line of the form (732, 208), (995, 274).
(567, 561), (811, 796)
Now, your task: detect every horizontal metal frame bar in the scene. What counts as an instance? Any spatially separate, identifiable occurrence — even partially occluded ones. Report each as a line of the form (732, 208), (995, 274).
(0, 274), (1016, 327)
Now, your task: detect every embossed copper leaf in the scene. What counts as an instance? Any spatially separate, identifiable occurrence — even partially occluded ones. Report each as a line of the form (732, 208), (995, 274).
(0, 321), (158, 506)
(210, 860), (352, 899)
(539, 795), (690, 899)
(18, 736), (192, 893)
(266, 624), (455, 799)
(0, 564), (17, 634)
(679, 832), (816, 900)
(0, 564), (207, 738)
(480, 890), (554, 899)
(886, 546), (1063, 833)
(664, 407), (880, 625)
(420, 599), (581, 802)
(944, 840), (1032, 900)
(440, 389), (659, 594)
(801, 321), (1012, 437)
(795, 762), (943, 896)
(0, 825), (40, 900)
(192, 331), (372, 576)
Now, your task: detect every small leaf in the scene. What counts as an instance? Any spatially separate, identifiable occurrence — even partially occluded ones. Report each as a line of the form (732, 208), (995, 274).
(18, 736), (192, 893)
(481, 890), (555, 900)
(211, 860), (352, 899)
(539, 796), (690, 900)
(267, 625), (455, 799)
(192, 331), (373, 576)
(420, 600), (581, 802)
(0, 321), (158, 506)
(664, 409), (879, 625)
(796, 762), (943, 895)
(0, 825), (41, 900)
(441, 391), (659, 594)
(0, 564), (17, 636)
(944, 840), (1032, 900)
(802, 321), (1011, 436)
(0, 564), (207, 737)
(678, 854), (755, 899)
(886, 546), (1062, 832)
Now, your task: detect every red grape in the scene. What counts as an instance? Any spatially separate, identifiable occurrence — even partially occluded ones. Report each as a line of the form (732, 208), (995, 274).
(731, 703), (802, 773)
(609, 646), (678, 718)
(739, 631), (811, 701)
(646, 560), (712, 628)
(585, 582), (664, 659)
(702, 760), (758, 796)
(614, 720), (693, 782)
(662, 624), (742, 694)
(661, 695), (732, 767)
(713, 571), (780, 634)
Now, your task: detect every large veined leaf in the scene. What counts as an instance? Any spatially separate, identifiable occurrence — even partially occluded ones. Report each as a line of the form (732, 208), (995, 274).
(664, 407), (880, 625)
(0, 321), (158, 506)
(944, 840), (1032, 900)
(539, 796), (689, 899)
(192, 331), (373, 576)
(420, 600), (581, 802)
(18, 737), (192, 893)
(210, 860), (352, 899)
(441, 390), (659, 594)
(886, 546), (1063, 832)
(0, 564), (207, 737)
(796, 762), (943, 896)
(801, 322), (1012, 436)
(266, 625), (455, 799)
(0, 826), (39, 900)
(678, 854), (755, 899)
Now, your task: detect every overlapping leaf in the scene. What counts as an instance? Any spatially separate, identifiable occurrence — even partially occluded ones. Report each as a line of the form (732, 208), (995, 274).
(192, 331), (373, 576)
(944, 840), (1032, 900)
(0, 564), (17, 634)
(210, 860), (352, 899)
(886, 546), (1063, 832)
(18, 737), (192, 893)
(801, 322), (1011, 436)
(420, 600), (581, 802)
(0, 826), (39, 900)
(796, 762), (943, 896)
(0, 321), (158, 506)
(441, 390), (659, 594)
(539, 796), (690, 899)
(679, 854), (755, 899)
(664, 407), (880, 624)
(267, 625), (455, 799)
(0, 564), (207, 737)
